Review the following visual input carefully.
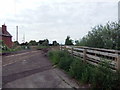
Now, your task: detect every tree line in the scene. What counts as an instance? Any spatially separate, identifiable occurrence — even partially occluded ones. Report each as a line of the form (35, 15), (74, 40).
(14, 39), (59, 46)
(13, 21), (120, 50)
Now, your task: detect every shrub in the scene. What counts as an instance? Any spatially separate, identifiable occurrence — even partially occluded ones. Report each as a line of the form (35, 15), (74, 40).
(80, 65), (93, 83)
(48, 50), (68, 64)
(48, 51), (53, 60)
(49, 50), (74, 71)
(69, 58), (84, 80)
(69, 58), (93, 83)
(91, 60), (115, 89)
(58, 55), (73, 72)
(112, 71), (120, 89)
(48, 51), (58, 64)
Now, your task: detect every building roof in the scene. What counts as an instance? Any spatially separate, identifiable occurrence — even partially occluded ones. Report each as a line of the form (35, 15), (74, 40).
(0, 26), (12, 37)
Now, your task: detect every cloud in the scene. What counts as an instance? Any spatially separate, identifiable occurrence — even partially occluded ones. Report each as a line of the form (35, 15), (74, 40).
(0, 1), (118, 44)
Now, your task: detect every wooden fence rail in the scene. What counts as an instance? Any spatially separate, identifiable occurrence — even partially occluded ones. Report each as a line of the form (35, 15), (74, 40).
(60, 46), (120, 71)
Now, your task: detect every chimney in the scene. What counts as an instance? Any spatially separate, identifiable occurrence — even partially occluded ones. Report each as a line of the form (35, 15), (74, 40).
(2, 24), (7, 31)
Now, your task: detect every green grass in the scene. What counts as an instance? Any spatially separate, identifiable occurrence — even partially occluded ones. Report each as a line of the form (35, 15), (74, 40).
(37, 46), (49, 50)
(48, 50), (120, 89)
(1, 45), (30, 54)
(48, 50), (68, 65)
(2, 47), (22, 53)
(0, 40), (24, 53)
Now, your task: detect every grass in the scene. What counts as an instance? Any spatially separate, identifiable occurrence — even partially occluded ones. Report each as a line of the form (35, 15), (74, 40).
(1, 45), (30, 54)
(2, 47), (23, 53)
(37, 45), (49, 50)
(0, 40), (20, 53)
(48, 50), (120, 89)
(49, 50), (67, 64)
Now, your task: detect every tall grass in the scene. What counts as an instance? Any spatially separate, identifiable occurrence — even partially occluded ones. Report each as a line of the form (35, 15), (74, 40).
(48, 50), (120, 89)
(49, 50), (66, 64)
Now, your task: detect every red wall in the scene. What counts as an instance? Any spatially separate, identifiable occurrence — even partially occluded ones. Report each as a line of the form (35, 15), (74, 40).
(2, 36), (13, 48)
(1, 24), (13, 48)
(0, 36), (2, 40)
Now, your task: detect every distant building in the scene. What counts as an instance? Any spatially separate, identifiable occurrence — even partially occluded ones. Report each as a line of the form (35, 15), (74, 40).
(0, 24), (13, 48)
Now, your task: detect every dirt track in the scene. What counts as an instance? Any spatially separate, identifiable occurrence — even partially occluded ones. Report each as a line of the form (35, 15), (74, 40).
(2, 49), (79, 88)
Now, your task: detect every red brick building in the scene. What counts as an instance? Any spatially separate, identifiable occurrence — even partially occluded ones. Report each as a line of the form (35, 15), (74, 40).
(0, 24), (13, 48)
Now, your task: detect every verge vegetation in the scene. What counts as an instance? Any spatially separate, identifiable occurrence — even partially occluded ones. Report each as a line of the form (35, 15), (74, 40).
(0, 40), (30, 54)
(48, 50), (120, 89)
(37, 46), (50, 50)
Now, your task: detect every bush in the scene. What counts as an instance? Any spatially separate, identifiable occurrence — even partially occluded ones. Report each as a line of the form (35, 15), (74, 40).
(48, 50), (68, 64)
(58, 55), (73, 72)
(80, 65), (93, 83)
(69, 58), (84, 79)
(90, 60), (115, 89)
(49, 50), (73, 71)
(69, 59), (92, 83)
(113, 71), (120, 89)
(69, 58), (119, 89)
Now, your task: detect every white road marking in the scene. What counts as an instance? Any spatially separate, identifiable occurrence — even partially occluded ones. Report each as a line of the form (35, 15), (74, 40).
(3, 59), (28, 67)
(5, 51), (38, 58)
(3, 51), (40, 67)
(3, 60), (19, 67)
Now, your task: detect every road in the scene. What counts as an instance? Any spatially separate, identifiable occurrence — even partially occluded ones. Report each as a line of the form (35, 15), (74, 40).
(2, 49), (80, 88)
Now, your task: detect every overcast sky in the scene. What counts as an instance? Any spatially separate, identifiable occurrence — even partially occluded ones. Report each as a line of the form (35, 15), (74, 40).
(0, 0), (119, 44)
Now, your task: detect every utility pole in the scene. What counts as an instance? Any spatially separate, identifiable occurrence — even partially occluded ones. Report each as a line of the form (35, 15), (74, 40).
(16, 26), (18, 42)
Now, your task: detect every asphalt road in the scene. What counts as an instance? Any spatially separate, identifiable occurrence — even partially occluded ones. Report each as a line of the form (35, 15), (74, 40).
(2, 49), (80, 88)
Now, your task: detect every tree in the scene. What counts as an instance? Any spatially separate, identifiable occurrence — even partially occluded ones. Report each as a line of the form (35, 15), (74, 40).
(52, 41), (59, 46)
(13, 41), (19, 45)
(42, 39), (49, 46)
(78, 22), (120, 50)
(38, 40), (45, 45)
(75, 40), (80, 46)
(29, 40), (37, 46)
(20, 42), (28, 46)
(13, 41), (20, 48)
(65, 36), (73, 45)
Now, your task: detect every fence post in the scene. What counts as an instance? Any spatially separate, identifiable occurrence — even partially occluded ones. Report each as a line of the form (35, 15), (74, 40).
(64, 46), (66, 50)
(83, 49), (87, 62)
(71, 47), (73, 56)
(116, 55), (120, 70)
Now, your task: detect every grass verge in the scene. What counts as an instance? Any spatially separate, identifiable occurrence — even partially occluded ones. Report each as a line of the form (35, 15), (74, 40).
(37, 46), (49, 50)
(48, 50), (120, 89)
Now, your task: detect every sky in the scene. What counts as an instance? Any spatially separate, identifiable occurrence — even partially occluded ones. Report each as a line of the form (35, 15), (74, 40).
(0, 0), (119, 44)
